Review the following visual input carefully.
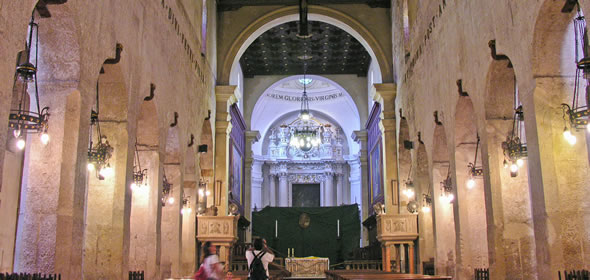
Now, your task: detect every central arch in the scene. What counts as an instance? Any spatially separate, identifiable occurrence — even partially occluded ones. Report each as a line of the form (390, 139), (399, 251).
(220, 5), (391, 85)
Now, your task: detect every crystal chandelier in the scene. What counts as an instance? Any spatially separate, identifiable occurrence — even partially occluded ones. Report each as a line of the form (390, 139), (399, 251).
(288, 61), (322, 152)
(9, 11), (50, 150)
(87, 82), (114, 180)
(562, 2), (590, 144)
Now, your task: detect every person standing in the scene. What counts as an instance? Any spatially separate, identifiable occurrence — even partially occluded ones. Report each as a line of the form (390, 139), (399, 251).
(246, 238), (274, 280)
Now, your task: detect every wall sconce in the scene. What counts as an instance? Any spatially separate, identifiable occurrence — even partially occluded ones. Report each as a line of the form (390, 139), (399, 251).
(562, 3), (590, 143)
(197, 179), (210, 215)
(181, 194), (192, 215)
(421, 193), (432, 213)
(130, 142), (148, 191)
(87, 82), (114, 180)
(161, 171), (174, 206)
(8, 11), (50, 150)
(467, 135), (483, 189)
(439, 170), (454, 204)
(502, 106), (527, 177)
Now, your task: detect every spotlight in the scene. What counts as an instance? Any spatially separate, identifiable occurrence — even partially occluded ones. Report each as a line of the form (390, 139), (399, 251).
(16, 138), (25, 150)
(40, 132), (49, 145)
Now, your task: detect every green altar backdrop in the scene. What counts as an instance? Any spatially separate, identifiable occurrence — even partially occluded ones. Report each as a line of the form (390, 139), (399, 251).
(252, 204), (361, 265)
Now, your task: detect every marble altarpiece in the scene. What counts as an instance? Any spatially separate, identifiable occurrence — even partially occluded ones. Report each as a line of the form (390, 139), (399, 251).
(251, 119), (360, 208)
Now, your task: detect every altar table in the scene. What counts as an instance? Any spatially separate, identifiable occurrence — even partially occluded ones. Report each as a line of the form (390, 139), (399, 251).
(285, 257), (330, 278)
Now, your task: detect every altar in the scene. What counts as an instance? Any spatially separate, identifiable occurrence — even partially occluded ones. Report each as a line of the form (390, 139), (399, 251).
(285, 257), (330, 278)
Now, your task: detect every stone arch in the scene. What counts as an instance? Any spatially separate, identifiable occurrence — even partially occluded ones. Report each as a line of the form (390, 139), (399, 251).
(415, 139), (434, 274)
(530, 0), (590, 274)
(221, 5), (391, 85)
(431, 123), (456, 276)
(10, 3), (83, 276)
(483, 56), (535, 279)
(453, 95), (488, 278)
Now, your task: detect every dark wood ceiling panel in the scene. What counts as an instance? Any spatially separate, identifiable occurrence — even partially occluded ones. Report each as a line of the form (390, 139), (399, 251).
(240, 21), (371, 77)
(218, 0), (389, 11)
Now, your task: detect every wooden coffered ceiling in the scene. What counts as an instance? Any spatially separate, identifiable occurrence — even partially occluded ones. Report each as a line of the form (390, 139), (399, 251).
(217, 0), (390, 11)
(240, 21), (372, 77)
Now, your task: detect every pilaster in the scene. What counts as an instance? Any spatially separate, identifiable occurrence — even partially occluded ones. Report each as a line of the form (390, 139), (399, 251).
(244, 130), (260, 242)
(353, 130), (369, 246)
(214, 85), (238, 216)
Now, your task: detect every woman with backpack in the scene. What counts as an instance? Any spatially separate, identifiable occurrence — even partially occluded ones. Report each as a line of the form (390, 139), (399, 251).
(245, 238), (274, 280)
(194, 241), (223, 280)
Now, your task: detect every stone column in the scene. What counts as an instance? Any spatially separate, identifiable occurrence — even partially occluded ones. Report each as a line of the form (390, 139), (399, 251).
(244, 131), (260, 242)
(409, 243), (415, 274)
(278, 174), (289, 207)
(269, 174), (276, 207)
(336, 173), (344, 206)
(324, 172), (334, 206)
(352, 130), (369, 246)
(214, 86), (238, 216)
(251, 160), (263, 210)
(372, 83), (399, 214)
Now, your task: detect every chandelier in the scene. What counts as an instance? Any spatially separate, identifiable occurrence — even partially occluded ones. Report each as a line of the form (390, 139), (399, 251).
(130, 142), (148, 191)
(181, 194), (192, 215)
(502, 105), (527, 177)
(466, 134), (483, 189)
(197, 179), (210, 215)
(439, 168), (454, 204)
(9, 11), (50, 150)
(402, 165), (415, 199)
(161, 170), (174, 206)
(562, 2), (590, 144)
(87, 82), (114, 180)
(421, 193), (432, 213)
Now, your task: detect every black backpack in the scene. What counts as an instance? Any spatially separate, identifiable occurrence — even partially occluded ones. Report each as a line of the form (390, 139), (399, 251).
(249, 250), (268, 280)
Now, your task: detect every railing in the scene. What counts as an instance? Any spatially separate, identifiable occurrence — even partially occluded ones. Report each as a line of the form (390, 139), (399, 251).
(474, 268), (489, 280)
(128, 271), (144, 280)
(0, 273), (60, 280)
(559, 270), (589, 280)
(337, 260), (382, 270)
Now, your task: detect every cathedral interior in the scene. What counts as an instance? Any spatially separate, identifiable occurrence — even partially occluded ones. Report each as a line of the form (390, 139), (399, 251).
(0, 0), (589, 279)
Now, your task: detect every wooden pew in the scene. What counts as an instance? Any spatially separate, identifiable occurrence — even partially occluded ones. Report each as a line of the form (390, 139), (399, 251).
(325, 270), (452, 280)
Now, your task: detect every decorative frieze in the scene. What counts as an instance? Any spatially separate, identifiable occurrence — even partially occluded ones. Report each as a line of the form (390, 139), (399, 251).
(288, 174), (326, 183)
(196, 215), (239, 243)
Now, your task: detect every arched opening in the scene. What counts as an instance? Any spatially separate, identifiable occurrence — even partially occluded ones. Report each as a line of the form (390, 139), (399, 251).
(431, 123), (455, 276)
(222, 6), (390, 86)
(160, 124), (182, 278)
(415, 139), (435, 274)
(483, 57), (534, 279)
(128, 96), (161, 279)
(531, 0), (590, 273)
(82, 60), (131, 279)
(453, 96), (488, 278)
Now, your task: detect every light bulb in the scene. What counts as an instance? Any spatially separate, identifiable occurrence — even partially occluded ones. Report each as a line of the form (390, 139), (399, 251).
(563, 128), (573, 140)
(180, 208), (185, 215)
(40, 133), (49, 145)
(404, 189), (415, 199)
(205, 190), (211, 196)
(587, 124), (590, 133)
(301, 114), (310, 120)
(99, 165), (114, 178)
(510, 163), (518, 173)
(439, 195), (447, 203)
(198, 189), (205, 196)
(447, 193), (455, 202)
(466, 178), (476, 189)
(13, 129), (21, 138)
(16, 138), (26, 150)
(187, 208), (192, 214)
(516, 158), (524, 167)
(87, 163), (95, 171)
(422, 206), (431, 213)
(567, 134), (577, 146)
(503, 160), (509, 169)
(130, 183), (137, 191)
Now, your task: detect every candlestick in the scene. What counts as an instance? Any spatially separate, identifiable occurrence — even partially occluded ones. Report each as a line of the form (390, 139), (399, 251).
(275, 220), (278, 238)
(337, 219), (340, 237)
